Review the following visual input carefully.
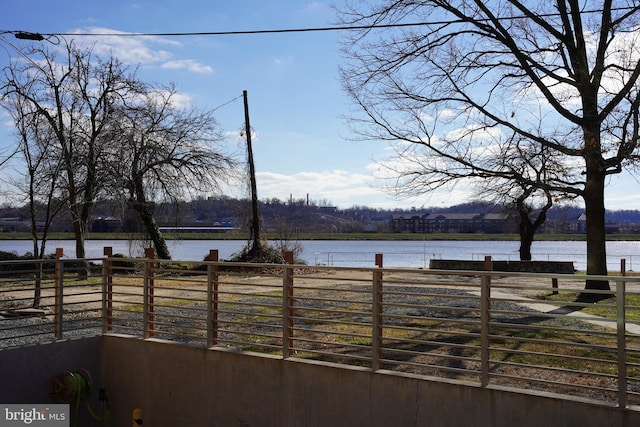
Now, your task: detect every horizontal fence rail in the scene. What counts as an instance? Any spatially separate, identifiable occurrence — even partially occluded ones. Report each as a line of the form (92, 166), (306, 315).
(1, 247), (640, 409)
(0, 250), (104, 347)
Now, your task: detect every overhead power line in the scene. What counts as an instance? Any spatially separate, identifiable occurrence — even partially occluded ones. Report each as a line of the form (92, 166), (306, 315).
(212, 94), (242, 112)
(1, 5), (638, 41)
(5, 22), (447, 39)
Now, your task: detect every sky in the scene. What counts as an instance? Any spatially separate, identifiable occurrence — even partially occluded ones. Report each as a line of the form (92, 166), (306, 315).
(0, 1), (638, 211)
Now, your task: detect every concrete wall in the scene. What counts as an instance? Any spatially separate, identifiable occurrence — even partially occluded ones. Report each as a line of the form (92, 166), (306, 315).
(101, 335), (640, 427)
(2, 336), (639, 426)
(0, 337), (105, 426)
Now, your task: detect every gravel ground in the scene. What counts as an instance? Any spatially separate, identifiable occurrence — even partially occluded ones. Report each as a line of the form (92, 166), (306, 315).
(0, 280), (601, 345)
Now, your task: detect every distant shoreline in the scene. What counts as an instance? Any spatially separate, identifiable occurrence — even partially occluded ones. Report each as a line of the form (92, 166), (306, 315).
(1, 232), (639, 241)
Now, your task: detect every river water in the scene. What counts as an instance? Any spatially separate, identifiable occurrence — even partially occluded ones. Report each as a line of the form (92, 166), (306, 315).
(3, 238), (640, 272)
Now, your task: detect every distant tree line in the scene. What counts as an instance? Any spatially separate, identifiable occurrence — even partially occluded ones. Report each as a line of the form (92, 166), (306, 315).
(1, 197), (639, 236)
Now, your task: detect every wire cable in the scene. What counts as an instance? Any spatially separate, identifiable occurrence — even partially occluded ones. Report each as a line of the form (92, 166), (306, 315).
(212, 94), (242, 112)
(1, 5), (637, 40)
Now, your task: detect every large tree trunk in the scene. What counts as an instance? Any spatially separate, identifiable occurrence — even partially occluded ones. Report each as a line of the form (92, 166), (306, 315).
(131, 178), (171, 259)
(66, 164), (89, 278)
(73, 219), (86, 258)
(583, 172), (609, 290)
(31, 235), (42, 308)
(582, 128), (610, 296)
(516, 189), (551, 262)
(518, 221), (534, 261)
(71, 213), (90, 279)
(132, 201), (171, 260)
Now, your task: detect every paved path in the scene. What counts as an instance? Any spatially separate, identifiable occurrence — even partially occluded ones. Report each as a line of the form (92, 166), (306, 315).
(487, 289), (640, 335)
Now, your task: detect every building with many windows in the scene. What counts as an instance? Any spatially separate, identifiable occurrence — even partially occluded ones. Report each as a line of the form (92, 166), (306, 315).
(389, 212), (511, 234)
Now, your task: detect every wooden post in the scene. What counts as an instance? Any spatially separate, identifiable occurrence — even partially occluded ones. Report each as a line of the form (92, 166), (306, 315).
(373, 254), (383, 370)
(552, 277), (559, 295)
(144, 247), (155, 338)
(480, 255), (492, 387)
(54, 248), (64, 340)
(283, 251), (294, 357)
(207, 250), (219, 347)
(103, 247), (113, 332)
(244, 90), (261, 255)
(617, 258), (627, 408)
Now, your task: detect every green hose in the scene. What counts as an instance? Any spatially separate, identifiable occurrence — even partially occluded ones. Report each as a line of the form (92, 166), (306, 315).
(50, 369), (109, 427)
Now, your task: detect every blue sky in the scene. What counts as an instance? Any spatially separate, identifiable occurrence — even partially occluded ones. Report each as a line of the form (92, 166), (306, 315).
(0, 1), (637, 210)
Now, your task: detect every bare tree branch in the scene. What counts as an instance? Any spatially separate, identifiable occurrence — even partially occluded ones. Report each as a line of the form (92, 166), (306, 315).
(338, 1), (640, 289)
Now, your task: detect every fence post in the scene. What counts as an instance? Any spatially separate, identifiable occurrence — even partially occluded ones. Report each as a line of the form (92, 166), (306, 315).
(283, 251), (294, 358)
(143, 248), (155, 338)
(480, 255), (492, 387)
(372, 254), (383, 370)
(102, 247), (114, 333)
(617, 259), (627, 408)
(54, 248), (64, 340)
(207, 250), (219, 347)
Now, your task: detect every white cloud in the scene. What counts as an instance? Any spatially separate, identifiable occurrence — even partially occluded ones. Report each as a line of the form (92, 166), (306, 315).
(252, 170), (377, 206)
(300, 2), (331, 18)
(145, 89), (194, 110)
(162, 59), (213, 74)
(272, 56), (293, 67)
(258, 169), (370, 191)
(305, 2), (326, 11)
(605, 172), (640, 210)
(69, 27), (212, 74)
(227, 167), (478, 209)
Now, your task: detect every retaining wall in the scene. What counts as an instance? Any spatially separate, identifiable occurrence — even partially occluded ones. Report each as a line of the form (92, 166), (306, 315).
(1, 336), (638, 426)
(429, 259), (576, 273)
(0, 337), (104, 426)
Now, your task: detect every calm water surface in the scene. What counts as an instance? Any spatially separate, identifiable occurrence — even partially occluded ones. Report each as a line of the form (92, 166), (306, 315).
(2, 238), (640, 271)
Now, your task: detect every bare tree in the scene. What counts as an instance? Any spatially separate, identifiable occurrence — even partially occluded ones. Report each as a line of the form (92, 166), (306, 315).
(515, 187), (553, 262)
(338, 1), (640, 291)
(477, 135), (576, 261)
(1, 40), (140, 274)
(3, 96), (65, 306)
(104, 84), (234, 259)
(482, 183), (554, 261)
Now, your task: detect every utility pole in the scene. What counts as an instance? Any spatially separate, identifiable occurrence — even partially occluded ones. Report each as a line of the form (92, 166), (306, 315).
(243, 90), (261, 254)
